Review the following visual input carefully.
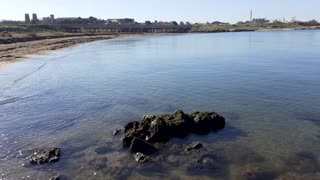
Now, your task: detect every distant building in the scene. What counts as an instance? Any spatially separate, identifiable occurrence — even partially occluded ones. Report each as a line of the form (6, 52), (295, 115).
(25, 14), (30, 23)
(32, 13), (39, 23)
(107, 18), (135, 24)
(42, 14), (55, 24)
(252, 18), (269, 24)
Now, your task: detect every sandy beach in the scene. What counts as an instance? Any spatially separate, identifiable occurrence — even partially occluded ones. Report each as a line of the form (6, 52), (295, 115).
(0, 33), (150, 68)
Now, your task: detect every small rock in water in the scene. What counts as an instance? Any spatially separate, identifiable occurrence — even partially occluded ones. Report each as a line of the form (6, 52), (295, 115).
(202, 158), (215, 168)
(133, 152), (152, 163)
(186, 143), (203, 152)
(29, 148), (60, 165)
(49, 174), (60, 180)
(113, 129), (122, 136)
(192, 143), (203, 149)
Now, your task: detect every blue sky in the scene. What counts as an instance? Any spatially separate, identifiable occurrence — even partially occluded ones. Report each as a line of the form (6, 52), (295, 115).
(0, 0), (319, 23)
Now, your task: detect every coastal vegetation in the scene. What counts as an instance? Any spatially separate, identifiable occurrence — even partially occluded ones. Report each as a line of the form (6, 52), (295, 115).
(1, 18), (319, 44)
(191, 20), (320, 32)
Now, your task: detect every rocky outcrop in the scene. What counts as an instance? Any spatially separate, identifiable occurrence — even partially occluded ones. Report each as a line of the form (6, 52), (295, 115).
(29, 148), (61, 165)
(121, 110), (225, 154)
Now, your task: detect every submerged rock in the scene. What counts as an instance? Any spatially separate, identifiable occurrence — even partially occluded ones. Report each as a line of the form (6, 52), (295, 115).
(29, 148), (60, 165)
(133, 152), (152, 163)
(239, 164), (264, 180)
(130, 137), (158, 155)
(202, 157), (215, 169)
(121, 110), (225, 154)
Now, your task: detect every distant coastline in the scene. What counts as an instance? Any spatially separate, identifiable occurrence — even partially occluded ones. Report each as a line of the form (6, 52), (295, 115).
(1, 26), (320, 68)
(190, 24), (320, 33)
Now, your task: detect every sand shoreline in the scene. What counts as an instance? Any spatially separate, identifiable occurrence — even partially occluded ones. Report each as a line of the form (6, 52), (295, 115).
(0, 33), (167, 68)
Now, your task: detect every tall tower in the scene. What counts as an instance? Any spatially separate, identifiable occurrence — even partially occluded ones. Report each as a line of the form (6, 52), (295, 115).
(250, 10), (253, 22)
(25, 14), (30, 23)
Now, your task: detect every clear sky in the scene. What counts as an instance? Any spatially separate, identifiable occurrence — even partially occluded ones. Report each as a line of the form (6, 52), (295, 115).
(0, 0), (319, 23)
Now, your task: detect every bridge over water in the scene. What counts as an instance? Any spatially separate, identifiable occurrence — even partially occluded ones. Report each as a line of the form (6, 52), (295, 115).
(59, 24), (192, 33)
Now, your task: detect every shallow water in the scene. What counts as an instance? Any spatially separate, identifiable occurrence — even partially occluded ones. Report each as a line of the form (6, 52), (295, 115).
(0, 31), (320, 179)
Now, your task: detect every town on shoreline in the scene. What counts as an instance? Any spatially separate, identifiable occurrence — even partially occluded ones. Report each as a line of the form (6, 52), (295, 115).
(1, 13), (320, 44)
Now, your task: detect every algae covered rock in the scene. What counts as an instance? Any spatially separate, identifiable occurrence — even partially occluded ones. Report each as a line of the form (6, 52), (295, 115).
(121, 110), (225, 154)
(29, 148), (61, 165)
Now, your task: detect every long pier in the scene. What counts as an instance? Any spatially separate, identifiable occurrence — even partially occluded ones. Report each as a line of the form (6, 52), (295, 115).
(59, 24), (192, 33)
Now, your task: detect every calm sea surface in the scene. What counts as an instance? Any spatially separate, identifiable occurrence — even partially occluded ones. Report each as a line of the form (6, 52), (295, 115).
(0, 31), (320, 179)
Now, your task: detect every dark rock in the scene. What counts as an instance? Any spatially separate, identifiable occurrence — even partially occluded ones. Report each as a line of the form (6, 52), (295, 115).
(191, 112), (225, 134)
(133, 152), (152, 163)
(166, 110), (194, 138)
(30, 148), (60, 165)
(49, 174), (60, 180)
(130, 137), (158, 155)
(124, 121), (140, 133)
(122, 110), (225, 154)
(192, 143), (203, 149)
(185, 143), (203, 152)
(113, 129), (122, 136)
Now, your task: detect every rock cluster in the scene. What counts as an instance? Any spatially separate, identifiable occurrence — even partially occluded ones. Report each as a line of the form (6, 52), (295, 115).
(121, 110), (225, 155)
